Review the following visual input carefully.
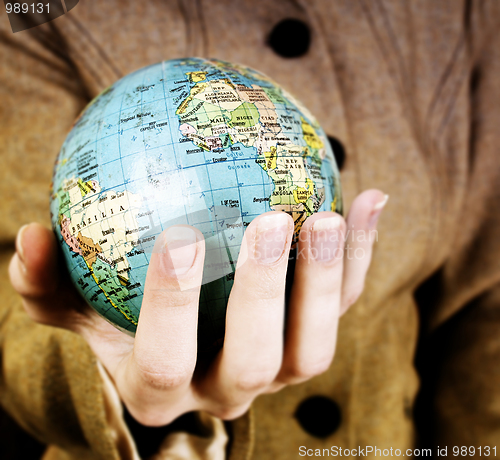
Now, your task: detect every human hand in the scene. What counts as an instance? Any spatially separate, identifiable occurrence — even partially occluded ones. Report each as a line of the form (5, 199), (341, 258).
(9, 189), (387, 426)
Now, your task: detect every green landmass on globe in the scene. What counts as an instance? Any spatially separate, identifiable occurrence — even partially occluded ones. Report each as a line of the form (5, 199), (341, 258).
(50, 58), (343, 351)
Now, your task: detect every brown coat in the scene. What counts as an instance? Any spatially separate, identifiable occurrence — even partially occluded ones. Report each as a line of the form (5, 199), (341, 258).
(1, 1), (500, 458)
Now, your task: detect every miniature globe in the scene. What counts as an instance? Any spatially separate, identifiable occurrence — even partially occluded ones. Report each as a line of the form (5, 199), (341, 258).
(50, 58), (343, 351)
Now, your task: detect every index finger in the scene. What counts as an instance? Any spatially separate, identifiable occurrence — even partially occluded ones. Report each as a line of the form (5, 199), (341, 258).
(119, 225), (205, 425)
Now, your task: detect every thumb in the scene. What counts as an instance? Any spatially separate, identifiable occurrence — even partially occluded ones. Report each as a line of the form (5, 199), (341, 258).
(8, 223), (86, 329)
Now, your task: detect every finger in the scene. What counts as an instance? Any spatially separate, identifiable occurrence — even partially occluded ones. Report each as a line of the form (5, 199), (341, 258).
(340, 190), (388, 316)
(8, 223), (84, 329)
(9, 223), (58, 297)
(120, 225), (205, 426)
(274, 212), (346, 387)
(201, 211), (293, 419)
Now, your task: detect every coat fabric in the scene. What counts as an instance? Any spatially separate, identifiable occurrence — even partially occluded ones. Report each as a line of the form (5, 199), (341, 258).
(1, 1), (500, 458)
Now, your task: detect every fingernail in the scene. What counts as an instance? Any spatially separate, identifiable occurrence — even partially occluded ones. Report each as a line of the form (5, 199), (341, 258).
(162, 226), (198, 277)
(368, 194), (389, 230)
(254, 213), (290, 264)
(311, 216), (342, 262)
(16, 224), (29, 266)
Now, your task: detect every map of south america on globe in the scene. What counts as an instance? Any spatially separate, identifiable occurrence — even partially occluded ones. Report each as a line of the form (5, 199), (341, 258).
(50, 58), (342, 351)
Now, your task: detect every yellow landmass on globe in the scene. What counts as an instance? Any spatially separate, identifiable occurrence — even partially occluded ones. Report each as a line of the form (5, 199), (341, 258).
(331, 196), (338, 212)
(176, 82), (208, 114)
(263, 146), (277, 170)
(302, 117), (324, 150)
(293, 178), (315, 203)
(186, 71), (207, 82)
(77, 178), (97, 197)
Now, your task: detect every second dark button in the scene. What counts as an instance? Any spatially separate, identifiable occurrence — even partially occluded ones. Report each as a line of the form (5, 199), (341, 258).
(295, 395), (342, 438)
(327, 136), (346, 171)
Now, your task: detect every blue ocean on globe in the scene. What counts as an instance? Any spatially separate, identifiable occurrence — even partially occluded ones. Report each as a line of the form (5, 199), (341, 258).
(50, 58), (343, 351)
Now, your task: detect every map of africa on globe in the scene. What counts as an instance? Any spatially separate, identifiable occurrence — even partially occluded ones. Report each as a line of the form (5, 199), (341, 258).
(50, 58), (343, 351)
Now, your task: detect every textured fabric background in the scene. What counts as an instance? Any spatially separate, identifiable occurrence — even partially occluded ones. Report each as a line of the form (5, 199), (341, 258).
(1, 1), (500, 458)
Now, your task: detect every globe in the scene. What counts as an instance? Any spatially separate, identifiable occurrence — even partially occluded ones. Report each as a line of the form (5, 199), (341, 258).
(50, 58), (343, 352)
